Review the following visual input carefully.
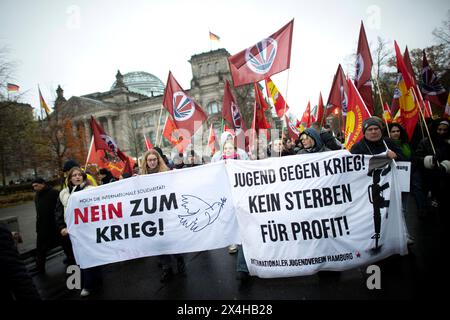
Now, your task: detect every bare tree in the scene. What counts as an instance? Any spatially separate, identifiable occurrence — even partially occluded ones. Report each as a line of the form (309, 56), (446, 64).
(433, 10), (450, 46)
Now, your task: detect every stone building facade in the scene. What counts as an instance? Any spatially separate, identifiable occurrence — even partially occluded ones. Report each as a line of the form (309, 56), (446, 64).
(54, 49), (237, 159)
(54, 48), (280, 160)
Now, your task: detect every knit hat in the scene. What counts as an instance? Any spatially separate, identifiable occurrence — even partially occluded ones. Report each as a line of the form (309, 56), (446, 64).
(63, 160), (79, 172)
(362, 118), (382, 134)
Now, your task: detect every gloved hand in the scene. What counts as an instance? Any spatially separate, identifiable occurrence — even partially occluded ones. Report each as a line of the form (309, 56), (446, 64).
(439, 160), (450, 174)
(424, 155), (436, 169)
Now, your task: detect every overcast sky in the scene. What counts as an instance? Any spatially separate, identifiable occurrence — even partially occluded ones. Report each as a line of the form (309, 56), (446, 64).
(1, 0), (448, 118)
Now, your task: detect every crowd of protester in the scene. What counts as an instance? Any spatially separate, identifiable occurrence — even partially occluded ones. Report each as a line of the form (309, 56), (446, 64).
(3, 117), (448, 299)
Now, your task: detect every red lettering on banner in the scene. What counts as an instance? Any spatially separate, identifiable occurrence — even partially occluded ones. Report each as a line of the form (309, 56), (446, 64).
(74, 202), (123, 224)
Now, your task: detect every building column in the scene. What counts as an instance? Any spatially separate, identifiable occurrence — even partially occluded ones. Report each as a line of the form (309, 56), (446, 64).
(83, 119), (91, 148)
(107, 116), (115, 140)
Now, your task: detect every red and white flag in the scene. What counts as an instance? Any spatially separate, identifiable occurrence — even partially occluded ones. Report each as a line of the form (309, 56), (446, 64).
(285, 115), (300, 140)
(327, 64), (348, 116)
(355, 21), (374, 115)
(228, 20), (294, 86)
(222, 80), (247, 150)
(163, 71), (207, 138)
(421, 49), (448, 108)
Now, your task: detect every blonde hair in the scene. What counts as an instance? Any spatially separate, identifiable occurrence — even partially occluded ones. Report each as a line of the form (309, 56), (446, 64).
(140, 149), (169, 174)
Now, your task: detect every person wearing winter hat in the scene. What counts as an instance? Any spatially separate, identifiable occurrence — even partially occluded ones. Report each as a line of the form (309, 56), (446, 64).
(350, 117), (403, 160)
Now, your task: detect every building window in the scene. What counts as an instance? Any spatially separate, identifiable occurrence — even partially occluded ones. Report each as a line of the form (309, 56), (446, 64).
(146, 115), (154, 127)
(208, 63), (215, 74)
(132, 118), (141, 129)
(207, 101), (219, 114)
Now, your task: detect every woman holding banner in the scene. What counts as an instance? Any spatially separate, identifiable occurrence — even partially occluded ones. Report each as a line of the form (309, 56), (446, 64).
(140, 149), (186, 282)
(55, 167), (102, 297)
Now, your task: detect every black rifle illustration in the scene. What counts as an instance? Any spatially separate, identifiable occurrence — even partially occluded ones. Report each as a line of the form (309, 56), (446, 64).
(367, 158), (391, 253)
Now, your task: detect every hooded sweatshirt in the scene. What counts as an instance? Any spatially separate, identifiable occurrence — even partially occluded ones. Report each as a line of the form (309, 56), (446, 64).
(297, 128), (330, 154)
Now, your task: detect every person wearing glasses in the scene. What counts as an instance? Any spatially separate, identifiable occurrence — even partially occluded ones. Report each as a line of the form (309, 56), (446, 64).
(140, 149), (186, 282)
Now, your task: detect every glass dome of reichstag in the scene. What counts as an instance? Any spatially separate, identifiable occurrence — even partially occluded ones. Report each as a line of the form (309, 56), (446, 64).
(111, 71), (165, 97)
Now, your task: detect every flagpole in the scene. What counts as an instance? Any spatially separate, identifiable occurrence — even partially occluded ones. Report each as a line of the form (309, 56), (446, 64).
(373, 77), (390, 138)
(155, 104), (164, 147)
(84, 136), (94, 170)
(411, 88), (436, 156)
(208, 29), (212, 51)
(278, 70), (291, 157)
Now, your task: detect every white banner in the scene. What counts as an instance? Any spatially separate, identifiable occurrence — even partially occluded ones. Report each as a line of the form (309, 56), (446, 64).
(225, 150), (408, 278)
(396, 161), (411, 192)
(66, 162), (240, 268)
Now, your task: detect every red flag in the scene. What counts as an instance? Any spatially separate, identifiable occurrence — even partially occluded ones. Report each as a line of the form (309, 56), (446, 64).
(345, 78), (372, 150)
(249, 83), (271, 151)
(86, 142), (134, 179)
(222, 80), (247, 150)
(285, 115), (300, 140)
(254, 83), (271, 130)
(327, 64), (349, 116)
(421, 49), (448, 107)
(162, 115), (191, 153)
(443, 92), (450, 120)
(355, 22), (374, 115)
(394, 41), (414, 91)
(144, 133), (153, 151)
(222, 80), (247, 135)
(403, 46), (417, 87)
(422, 100), (432, 119)
(207, 124), (217, 155)
(88, 118), (135, 178)
(316, 92), (325, 126)
(162, 71), (207, 137)
(300, 101), (311, 129)
(265, 77), (289, 117)
(228, 20), (294, 86)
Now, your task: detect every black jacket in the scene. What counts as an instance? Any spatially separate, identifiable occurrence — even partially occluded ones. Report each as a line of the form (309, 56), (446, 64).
(35, 186), (60, 246)
(350, 137), (405, 160)
(0, 224), (41, 300)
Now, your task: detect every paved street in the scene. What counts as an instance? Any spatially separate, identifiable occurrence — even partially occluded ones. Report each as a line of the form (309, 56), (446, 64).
(1, 197), (444, 301)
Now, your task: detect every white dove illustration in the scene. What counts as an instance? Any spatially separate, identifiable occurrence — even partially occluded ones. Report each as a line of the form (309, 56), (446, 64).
(179, 195), (227, 232)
